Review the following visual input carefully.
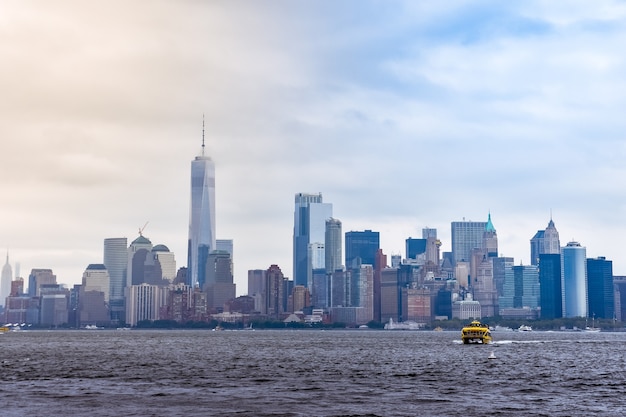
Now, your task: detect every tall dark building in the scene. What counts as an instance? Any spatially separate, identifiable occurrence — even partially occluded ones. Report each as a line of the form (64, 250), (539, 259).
(539, 253), (562, 319)
(405, 238), (427, 260)
(345, 230), (380, 267)
(587, 257), (614, 320)
(266, 265), (286, 318)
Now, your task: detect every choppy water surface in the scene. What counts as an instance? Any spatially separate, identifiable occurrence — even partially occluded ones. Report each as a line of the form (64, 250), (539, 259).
(1, 329), (626, 416)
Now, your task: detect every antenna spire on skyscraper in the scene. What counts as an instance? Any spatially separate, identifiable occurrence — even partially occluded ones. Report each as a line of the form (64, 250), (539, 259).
(202, 114), (205, 156)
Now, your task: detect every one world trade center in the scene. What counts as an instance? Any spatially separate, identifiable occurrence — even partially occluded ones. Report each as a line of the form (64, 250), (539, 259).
(188, 121), (216, 289)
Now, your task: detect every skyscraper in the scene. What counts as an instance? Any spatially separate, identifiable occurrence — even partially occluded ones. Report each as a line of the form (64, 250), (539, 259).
(1, 252), (12, 306)
(561, 241), (587, 318)
(345, 230), (380, 267)
(82, 264), (111, 302)
(325, 218), (342, 274)
(104, 237), (127, 321)
(127, 233), (153, 286)
(28, 269), (56, 297)
(188, 122), (216, 288)
(530, 218), (561, 265)
(587, 257), (614, 319)
(451, 219), (487, 266)
(539, 253), (562, 319)
(500, 264), (539, 309)
(293, 193), (332, 287)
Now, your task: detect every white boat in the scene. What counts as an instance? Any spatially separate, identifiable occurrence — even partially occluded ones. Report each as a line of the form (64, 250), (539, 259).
(384, 318), (422, 330)
(585, 316), (601, 332)
(493, 325), (513, 332)
(518, 325), (533, 332)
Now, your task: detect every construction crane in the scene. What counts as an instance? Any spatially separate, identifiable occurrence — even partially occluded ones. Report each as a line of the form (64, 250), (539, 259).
(138, 221), (149, 237)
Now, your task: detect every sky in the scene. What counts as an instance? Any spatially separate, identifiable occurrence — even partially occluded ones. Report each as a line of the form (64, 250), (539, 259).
(2, 1), (626, 295)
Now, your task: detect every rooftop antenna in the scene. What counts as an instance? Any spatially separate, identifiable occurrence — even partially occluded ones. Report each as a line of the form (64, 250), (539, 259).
(202, 114), (205, 156)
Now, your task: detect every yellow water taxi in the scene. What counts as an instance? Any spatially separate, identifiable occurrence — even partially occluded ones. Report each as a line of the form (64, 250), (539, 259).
(461, 320), (492, 344)
(0, 326), (10, 333)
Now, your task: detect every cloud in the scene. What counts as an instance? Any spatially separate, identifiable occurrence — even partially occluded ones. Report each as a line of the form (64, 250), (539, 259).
(1, 1), (626, 293)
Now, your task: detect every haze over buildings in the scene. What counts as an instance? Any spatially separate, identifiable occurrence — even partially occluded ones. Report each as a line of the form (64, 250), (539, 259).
(2, 2), (626, 297)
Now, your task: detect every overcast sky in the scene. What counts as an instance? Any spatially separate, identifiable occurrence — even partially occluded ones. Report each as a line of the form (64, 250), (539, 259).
(2, 1), (626, 294)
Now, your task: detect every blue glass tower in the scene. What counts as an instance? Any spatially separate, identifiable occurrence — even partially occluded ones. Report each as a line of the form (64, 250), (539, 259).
(187, 120), (216, 288)
(587, 257), (614, 319)
(293, 193), (332, 287)
(561, 241), (587, 318)
(539, 253), (562, 319)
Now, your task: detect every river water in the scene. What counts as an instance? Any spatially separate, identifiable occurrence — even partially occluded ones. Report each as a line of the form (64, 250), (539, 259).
(1, 329), (625, 416)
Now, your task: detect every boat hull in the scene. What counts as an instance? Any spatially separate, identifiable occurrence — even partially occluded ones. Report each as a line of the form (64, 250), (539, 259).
(461, 320), (492, 344)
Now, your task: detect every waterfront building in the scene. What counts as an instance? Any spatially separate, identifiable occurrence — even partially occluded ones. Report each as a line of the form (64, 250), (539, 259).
(266, 265), (286, 319)
(104, 237), (127, 321)
(451, 219), (487, 266)
(1, 252), (12, 307)
(358, 264), (374, 322)
(27, 269), (56, 297)
(188, 123), (216, 289)
(39, 284), (69, 327)
(126, 283), (167, 326)
(152, 245), (176, 283)
(345, 230), (379, 267)
(587, 257), (614, 319)
(379, 268), (402, 323)
(82, 264), (110, 302)
(530, 218), (561, 265)
(310, 268), (329, 308)
(452, 299), (481, 320)
(539, 253), (562, 319)
(403, 287), (432, 323)
(127, 233), (153, 286)
(4, 292), (39, 325)
(248, 269), (265, 313)
(290, 285), (311, 313)
(472, 255), (497, 318)
(205, 250), (235, 312)
(325, 218), (342, 274)
(330, 269), (351, 308)
(293, 193), (332, 287)
(307, 242), (325, 290)
(373, 249), (387, 322)
(561, 241), (587, 318)
(78, 288), (109, 326)
(493, 257), (514, 298)
(499, 264), (539, 309)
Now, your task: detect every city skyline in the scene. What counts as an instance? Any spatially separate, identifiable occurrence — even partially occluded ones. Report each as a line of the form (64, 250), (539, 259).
(2, 2), (626, 294)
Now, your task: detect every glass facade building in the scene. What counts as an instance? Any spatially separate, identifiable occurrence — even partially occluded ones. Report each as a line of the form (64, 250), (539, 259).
(499, 264), (539, 309)
(345, 230), (380, 267)
(451, 220), (487, 265)
(539, 253), (562, 319)
(187, 151), (216, 288)
(587, 257), (614, 319)
(293, 193), (332, 287)
(561, 241), (587, 318)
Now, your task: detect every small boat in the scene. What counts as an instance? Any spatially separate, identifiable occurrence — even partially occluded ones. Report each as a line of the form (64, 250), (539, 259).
(518, 325), (533, 332)
(461, 320), (492, 344)
(0, 326), (9, 333)
(488, 351), (497, 360)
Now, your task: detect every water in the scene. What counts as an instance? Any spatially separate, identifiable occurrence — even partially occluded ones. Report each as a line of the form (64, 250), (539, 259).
(1, 329), (626, 416)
